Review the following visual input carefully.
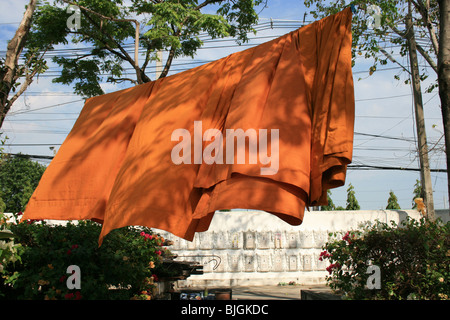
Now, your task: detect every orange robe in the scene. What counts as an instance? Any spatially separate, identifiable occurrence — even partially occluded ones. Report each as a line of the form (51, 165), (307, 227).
(22, 8), (355, 244)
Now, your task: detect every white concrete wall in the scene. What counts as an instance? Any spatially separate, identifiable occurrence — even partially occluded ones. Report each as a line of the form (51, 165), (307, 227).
(156, 209), (449, 288)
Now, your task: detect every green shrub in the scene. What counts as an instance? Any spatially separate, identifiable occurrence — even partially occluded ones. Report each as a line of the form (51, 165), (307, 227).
(0, 155), (46, 213)
(320, 217), (450, 300)
(1, 215), (174, 300)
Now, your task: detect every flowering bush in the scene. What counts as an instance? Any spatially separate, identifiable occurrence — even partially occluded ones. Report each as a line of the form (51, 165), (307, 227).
(0, 213), (23, 298)
(1, 215), (175, 300)
(321, 217), (449, 300)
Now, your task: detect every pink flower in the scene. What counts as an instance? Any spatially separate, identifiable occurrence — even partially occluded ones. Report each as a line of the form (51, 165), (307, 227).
(319, 250), (331, 261)
(141, 232), (153, 240)
(342, 231), (350, 242)
(67, 249), (72, 255)
(326, 263), (341, 274)
(155, 250), (162, 256)
(25, 219), (42, 224)
(71, 244), (79, 250)
(326, 265), (332, 274)
(65, 293), (74, 300)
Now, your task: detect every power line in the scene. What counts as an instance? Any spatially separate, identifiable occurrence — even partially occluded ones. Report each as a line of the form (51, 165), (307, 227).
(4, 152), (446, 173)
(6, 118), (77, 122)
(354, 132), (416, 143)
(2, 149), (447, 173)
(8, 99), (84, 116)
(355, 93), (412, 101)
(348, 164), (446, 173)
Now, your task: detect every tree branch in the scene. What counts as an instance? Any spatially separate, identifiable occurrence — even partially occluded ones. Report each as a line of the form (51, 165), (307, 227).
(1, 0), (37, 127)
(6, 49), (48, 110)
(157, 0), (217, 79)
(390, 23), (438, 74)
(159, 46), (175, 78)
(81, 11), (133, 60)
(6, 68), (38, 109)
(416, 43), (439, 74)
(141, 41), (153, 71)
(106, 77), (138, 85)
(412, 0), (439, 56)
(196, 0), (223, 11)
(60, 0), (142, 78)
(378, 46), (411, 75)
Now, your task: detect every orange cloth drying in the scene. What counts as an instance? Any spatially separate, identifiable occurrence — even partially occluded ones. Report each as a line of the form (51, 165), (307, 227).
(22, 8), (355, 244)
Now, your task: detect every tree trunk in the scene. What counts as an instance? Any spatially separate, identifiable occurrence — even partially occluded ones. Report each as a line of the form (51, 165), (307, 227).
(0, 0), (37, 128)
(405, 1), (436, 221)
(438, 0), (450, 210)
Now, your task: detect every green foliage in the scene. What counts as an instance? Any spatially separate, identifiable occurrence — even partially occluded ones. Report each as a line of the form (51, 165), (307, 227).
(320, 190), (336, 211)
(0, 155), (46, 213)
(0, 134), (7, 213)
(321, 217), (450, 300)
(1, 218), (174, 300)
(386, 190), (401, 209)
(345, 183), (360, 210)
(29, 0), (264, 97)
(321, 184), (359, 211)
(412, 179), (422, 209)
(0, 213), (24, 299)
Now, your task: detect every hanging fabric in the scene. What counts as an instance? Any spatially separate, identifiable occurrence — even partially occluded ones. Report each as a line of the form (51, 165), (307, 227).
(22, 8), (355, 244)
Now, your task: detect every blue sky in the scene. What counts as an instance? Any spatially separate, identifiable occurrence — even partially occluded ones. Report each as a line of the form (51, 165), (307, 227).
(0, 0), (446, 211)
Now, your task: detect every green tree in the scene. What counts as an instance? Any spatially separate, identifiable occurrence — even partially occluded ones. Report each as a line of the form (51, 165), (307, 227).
(412, 178), (422, 209)
(320, 190), (336, 210)
(386, 190), (401, 209)
(345, 183), (360, 210)
(0, 155), (46, 213)
(27, 0), (264, 98)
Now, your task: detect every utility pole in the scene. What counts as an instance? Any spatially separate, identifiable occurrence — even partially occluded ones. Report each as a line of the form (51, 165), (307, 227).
(438, 0), (450, 211)
(405, 0), (436, 221)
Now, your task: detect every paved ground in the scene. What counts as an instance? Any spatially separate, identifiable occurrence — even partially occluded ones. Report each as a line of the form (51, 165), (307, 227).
(178, 285), (333, 300)
(231, 285), (331, 300)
